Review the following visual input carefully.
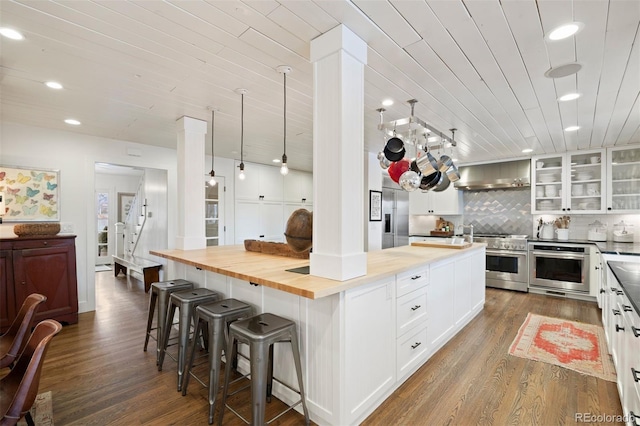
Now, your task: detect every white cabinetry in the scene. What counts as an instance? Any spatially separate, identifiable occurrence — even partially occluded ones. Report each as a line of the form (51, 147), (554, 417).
(235, 161), (283, 201)
(428, 258), (456, 350)
(234, 200), (284, 243)
(409, 185), (462, 215)
(345, 278), (395, 425)
(284, 169), (313, 204)
(606, 145), (640, 213)
(532, 150), (606, 214)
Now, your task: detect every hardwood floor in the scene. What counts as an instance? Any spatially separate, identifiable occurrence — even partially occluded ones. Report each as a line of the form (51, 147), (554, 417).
(31, 272), (622, 425)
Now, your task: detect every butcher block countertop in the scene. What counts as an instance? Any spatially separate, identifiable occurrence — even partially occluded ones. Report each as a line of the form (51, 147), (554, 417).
(151, 243), (485, 300)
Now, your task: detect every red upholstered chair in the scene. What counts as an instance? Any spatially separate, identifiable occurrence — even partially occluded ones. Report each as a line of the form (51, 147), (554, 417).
(0, 294), (47, 369)
(0, 319), (62, 426)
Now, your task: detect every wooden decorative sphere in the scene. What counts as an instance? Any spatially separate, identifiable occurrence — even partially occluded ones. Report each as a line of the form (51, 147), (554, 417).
(285, 209), (313, 252)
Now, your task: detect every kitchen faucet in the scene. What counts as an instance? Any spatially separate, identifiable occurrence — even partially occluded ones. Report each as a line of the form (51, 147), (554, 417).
(457, 224), (474, 243)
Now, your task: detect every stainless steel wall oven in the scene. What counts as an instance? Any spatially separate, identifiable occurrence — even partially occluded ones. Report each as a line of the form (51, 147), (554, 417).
(528, 243), (590, 293)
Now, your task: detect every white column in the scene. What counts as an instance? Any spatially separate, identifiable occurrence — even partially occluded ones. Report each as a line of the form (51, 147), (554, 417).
(309, 25), (367, 281)
(175, 116), (207, 250)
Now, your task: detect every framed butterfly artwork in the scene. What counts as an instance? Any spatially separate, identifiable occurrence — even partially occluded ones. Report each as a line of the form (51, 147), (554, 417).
(0, 165), (60, 222)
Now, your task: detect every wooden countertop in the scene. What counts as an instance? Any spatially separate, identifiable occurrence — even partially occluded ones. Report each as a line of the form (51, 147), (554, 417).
(150, 243), (485, 300)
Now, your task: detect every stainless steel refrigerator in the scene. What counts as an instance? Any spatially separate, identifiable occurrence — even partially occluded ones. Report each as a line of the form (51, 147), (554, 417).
(382, 186), (409, 249)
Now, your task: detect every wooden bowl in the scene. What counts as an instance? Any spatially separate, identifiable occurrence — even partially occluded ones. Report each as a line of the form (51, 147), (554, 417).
(284, 209), (312, 252)
(14, 223), (61, 236)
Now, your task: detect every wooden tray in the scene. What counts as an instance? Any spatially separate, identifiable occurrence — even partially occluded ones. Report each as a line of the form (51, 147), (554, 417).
(244, 239), (310, 259)
(411, 241), (472, 249)
(430, 230), (454, 237)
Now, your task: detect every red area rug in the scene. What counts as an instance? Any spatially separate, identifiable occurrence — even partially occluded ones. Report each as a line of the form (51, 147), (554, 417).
(509, 313), (616, 382)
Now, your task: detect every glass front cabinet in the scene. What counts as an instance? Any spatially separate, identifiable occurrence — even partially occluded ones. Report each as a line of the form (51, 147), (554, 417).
(531, 149), (606, 214)
(607, 145), (640, 213)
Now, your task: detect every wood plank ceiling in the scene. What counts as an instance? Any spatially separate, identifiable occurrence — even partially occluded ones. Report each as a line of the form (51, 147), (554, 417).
(1, 0), (638, 172)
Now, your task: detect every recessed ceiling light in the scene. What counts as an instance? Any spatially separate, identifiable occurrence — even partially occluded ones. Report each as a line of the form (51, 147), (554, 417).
(547, 22), (584, 41)
(45, 81), (63, 90)
(544, 63), (582, 79)
(382, 99), (394, 107)
(272, 158), (281, 163)
(522, 148), (533, 153)
(452, 158), (459, 162)
(558, 93), (580, 102)
(564, 126), (580, 132)
(0, 27), (24, 40)
(64, 119), (81, 125)
(427, 136), (438, 142)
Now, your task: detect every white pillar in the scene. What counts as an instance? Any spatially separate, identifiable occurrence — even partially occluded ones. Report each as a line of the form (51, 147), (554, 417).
(175, 116), (207, 250)
(309, 25), (367, 281)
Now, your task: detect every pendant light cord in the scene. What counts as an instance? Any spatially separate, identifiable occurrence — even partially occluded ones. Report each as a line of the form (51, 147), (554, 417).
(283, 72), (286, 157)
(211, 110), (215, 171)
(240, 93), (244, 163)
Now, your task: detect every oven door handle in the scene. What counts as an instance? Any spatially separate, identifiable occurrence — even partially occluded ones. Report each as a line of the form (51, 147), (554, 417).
(530, 250), (588, 260)
(486, 250), (527, 257)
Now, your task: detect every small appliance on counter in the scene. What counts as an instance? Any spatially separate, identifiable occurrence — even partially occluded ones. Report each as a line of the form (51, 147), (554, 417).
(587, 220), (607, 242)
(613, 220), (634, 242)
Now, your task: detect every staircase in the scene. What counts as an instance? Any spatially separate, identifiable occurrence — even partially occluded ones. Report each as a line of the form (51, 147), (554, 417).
(112, 174), (162, 292)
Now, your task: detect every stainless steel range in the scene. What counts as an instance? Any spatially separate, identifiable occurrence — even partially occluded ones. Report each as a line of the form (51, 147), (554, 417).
(474, 234), (529, 292)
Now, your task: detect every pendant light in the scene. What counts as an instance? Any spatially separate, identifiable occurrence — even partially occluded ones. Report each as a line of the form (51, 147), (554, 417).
(208, 108), (217, 186)
(235, 88), (247, 180)
(277, 65), (291, 175)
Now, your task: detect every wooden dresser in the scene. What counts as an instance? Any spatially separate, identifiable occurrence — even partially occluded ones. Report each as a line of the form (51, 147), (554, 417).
(1, 235), (79, 333)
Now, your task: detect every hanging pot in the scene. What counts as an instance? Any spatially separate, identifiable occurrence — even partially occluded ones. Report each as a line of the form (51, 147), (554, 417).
(437, 154), (453, 173)
(383, 136), (405, 161)
(419, 171), (443, 191)
(445, 163), (460, 182)
(377, 151), (390, 170)
(388, 158), (410, 183)
(415, 151), (438, 175)
(399, 170), (421, 191)
(432, 173), (451, 192)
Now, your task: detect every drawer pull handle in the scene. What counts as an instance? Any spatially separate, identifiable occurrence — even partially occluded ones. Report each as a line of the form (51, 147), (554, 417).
(632, 368), (640, 383)
(411, 305), (421, 311)
(616, 290), (624, 296)
(410, 275), (421, 280)
(599, 289), (605, 294)
(611, 287), (618, 293)
(633, 326), (640, 338)
(615, 324), (624, 332)
(411, 342), (421, 350)
(629, 411), (639, 426)
(612, 309), (621, 316)
(623, 305), (633, 312)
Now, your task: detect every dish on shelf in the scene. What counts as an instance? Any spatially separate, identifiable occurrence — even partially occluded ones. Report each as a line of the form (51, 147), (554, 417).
(575, 172), (593, 181)
(538, 174), (557, 183)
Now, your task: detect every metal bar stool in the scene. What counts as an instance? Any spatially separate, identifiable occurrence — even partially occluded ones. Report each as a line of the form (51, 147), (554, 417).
(144, 279), (194, 365)
(218, 313), (310, 426)
(158, 287), (219, 392)
(182, 299), (253, 424)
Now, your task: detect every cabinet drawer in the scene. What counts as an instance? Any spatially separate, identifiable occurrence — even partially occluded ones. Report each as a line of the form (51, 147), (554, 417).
(397, 268), (428, 297)
(11, 238), (73, 250)
(397, 325), (429, 379)
(397, 286), (428, 336)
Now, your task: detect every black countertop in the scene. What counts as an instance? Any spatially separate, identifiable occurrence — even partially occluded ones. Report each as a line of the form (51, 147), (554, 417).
(607, 261), (640, 316)
(412, 234), (640, 256)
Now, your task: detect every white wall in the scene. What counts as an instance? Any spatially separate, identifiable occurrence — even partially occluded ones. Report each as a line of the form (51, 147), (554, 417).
(0, 121), (235, 313)
(366, 151), (383, 251)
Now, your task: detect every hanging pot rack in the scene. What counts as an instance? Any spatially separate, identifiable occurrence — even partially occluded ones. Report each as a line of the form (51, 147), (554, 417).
(377, 99), (456, 151)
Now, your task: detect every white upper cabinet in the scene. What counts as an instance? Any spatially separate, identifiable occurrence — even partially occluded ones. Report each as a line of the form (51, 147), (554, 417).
(606, 145), (640, 213)
(409, 185), (462, 215)
(283, 169), (313, 204)
(531, 149), (606, 214)
(235, 161), (283, 201)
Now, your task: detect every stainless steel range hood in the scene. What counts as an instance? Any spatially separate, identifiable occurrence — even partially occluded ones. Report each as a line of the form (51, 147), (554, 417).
(454, 159), (530, 190)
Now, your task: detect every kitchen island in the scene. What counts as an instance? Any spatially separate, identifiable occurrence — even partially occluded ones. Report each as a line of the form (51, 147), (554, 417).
(151, 243), (486, 425)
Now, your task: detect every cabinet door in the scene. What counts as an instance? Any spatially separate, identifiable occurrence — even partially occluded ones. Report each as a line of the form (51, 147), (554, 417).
(345, 278), (395, 424)
(284, 170), (313, 203)
(234, 200), (262, 243)
(235, 162), (284, 201)
(234, 162), (263, 200)
(567, 150), (606, 214)
(12, 241), (78, 324)
(260, 165), (284, 201)
(430, 186), (461, 215)
(428, 258), (456, 350)
(409, 190), (431, 214)
(0, 248), (15, 332)
(261, 201), (285, 242)
(532, 154), (565, 213)
(607, 146), (640, 213)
